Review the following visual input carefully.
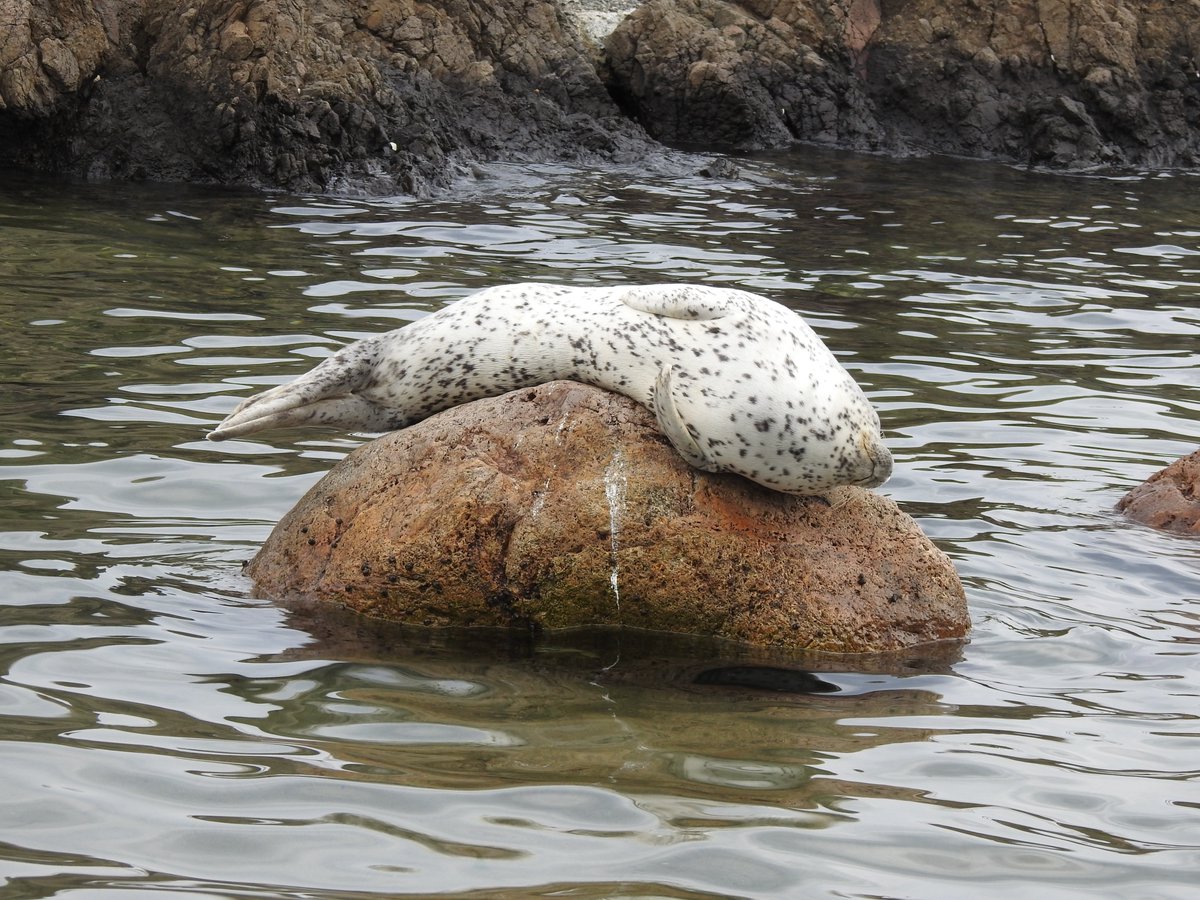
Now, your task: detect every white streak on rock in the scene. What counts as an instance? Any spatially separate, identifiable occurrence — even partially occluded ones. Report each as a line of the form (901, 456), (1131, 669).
(558, 0), (643, 43)
(603, 447), (627, 612)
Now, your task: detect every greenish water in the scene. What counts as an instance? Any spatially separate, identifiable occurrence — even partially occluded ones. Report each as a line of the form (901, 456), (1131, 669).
(1, 153), (1198, 898)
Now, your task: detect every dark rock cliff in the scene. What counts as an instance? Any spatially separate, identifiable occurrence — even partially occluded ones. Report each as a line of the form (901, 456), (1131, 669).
(2, 1), (1197, 192)
(604, 0), (1200, 169)
(0, 0), (650, 193)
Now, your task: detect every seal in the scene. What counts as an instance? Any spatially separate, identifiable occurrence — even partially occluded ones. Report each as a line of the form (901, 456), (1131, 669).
(207, 283), (892, 494)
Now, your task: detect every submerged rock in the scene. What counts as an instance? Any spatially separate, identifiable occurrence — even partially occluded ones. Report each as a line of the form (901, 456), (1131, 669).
(247, 381), (968, 654)
(1118, 450), (1200, 534)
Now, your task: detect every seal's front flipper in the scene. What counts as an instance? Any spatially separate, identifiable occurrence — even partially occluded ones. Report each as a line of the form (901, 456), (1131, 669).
(651, 366), (720, 472)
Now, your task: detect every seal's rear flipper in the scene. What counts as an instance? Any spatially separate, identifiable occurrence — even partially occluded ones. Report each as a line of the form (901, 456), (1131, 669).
(207, 346), (378, 441)
(207, 394), (397, 441)
(618, 285), (739, 321)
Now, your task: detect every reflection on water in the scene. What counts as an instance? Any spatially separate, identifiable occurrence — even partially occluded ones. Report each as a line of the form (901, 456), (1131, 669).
(1, 154), (1199, 897)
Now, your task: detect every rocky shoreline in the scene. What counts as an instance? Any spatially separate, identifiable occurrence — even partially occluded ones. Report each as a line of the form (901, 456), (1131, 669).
(1, 1), (1197, 194)
(605, 0), (1200, 170)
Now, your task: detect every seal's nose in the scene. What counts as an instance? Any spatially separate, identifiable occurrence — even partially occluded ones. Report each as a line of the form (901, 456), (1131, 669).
(858, 430), (893, 488)
(870, 446), (894, 486)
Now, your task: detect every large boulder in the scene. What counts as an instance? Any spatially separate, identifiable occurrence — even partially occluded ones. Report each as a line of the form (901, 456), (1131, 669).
(604, 0), (1200, 168)
(247, 381), (968, 654)
(1118, 450), (1200, 534)
(0, 0), (650, 193)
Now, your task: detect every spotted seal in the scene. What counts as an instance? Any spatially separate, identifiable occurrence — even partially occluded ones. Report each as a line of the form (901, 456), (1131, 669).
(207, 283), (892, 494)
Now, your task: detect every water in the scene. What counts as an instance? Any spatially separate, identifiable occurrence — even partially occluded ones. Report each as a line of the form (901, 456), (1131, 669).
(1, 153), (1198, 898)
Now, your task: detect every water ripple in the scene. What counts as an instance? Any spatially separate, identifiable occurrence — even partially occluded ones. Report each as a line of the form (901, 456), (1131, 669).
(1, 157), (1199, 896)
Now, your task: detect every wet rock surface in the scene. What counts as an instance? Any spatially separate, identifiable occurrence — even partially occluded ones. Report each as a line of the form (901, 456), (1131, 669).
(604, 0), (1200, 168)
(246, 381), (969, 654)
(1118, 450), (1200, 534)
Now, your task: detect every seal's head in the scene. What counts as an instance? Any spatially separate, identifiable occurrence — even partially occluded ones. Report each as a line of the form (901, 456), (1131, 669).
(783, 384), (892, 494)
(853, 423), (893, 488)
